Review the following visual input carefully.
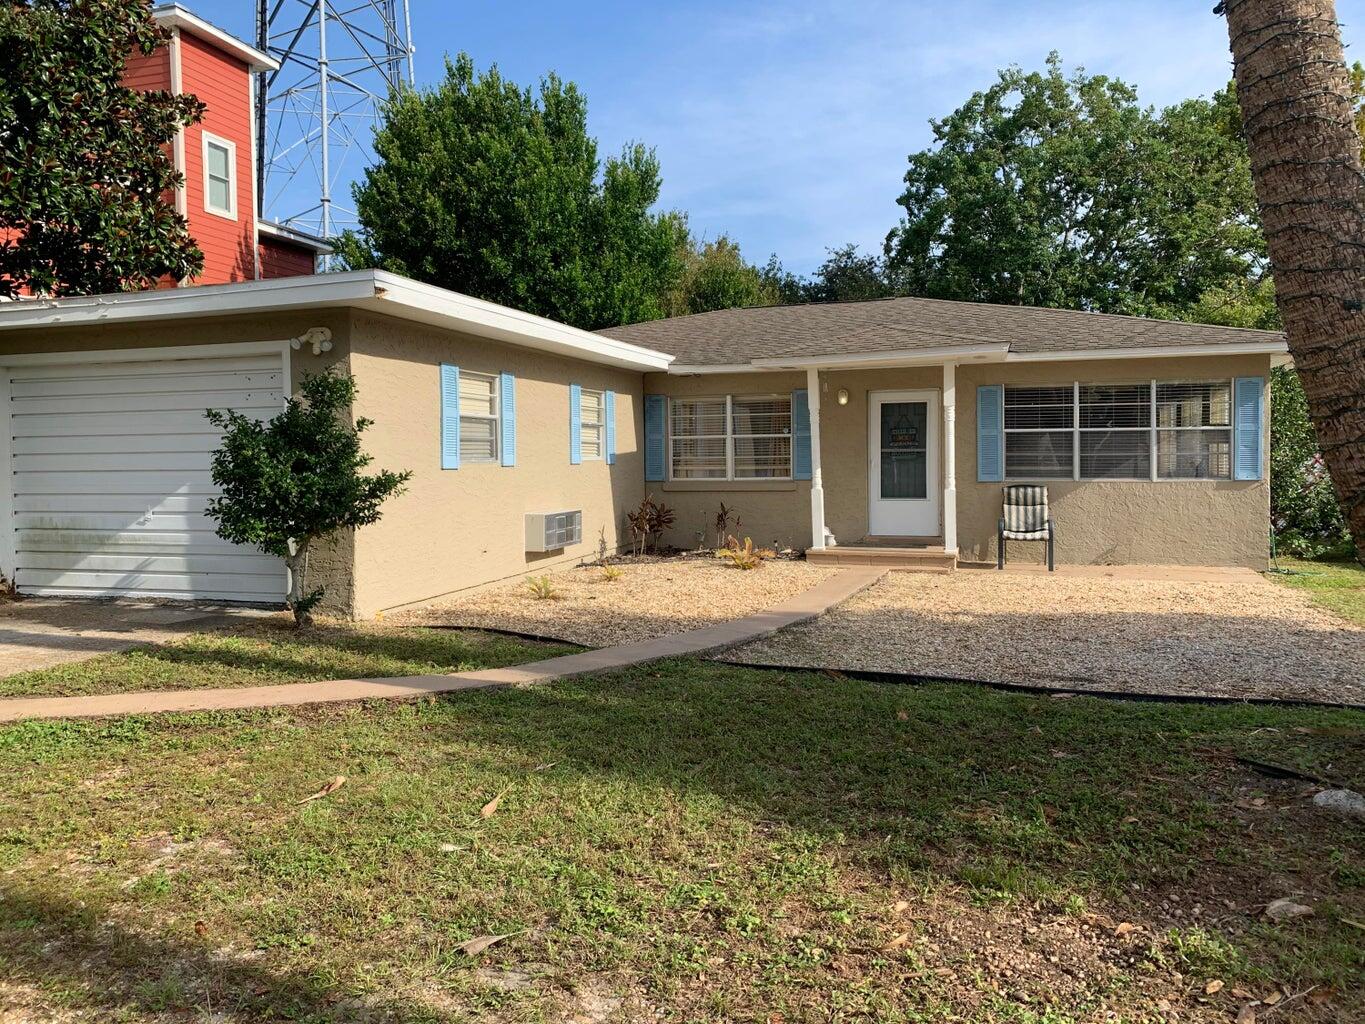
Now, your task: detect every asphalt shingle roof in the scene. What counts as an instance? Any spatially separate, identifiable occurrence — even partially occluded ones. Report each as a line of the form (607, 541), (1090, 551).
(596, 296), (1285, 366)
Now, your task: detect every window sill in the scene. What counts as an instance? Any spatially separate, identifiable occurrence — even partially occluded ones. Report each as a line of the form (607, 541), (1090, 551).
(661, 480), (800, 492)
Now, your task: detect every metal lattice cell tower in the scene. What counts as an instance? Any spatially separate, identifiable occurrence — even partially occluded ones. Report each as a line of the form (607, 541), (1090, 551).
(255, 0), (414, 243)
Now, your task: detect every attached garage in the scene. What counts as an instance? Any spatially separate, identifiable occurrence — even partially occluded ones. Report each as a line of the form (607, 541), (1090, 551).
(1, 345), (287, 603)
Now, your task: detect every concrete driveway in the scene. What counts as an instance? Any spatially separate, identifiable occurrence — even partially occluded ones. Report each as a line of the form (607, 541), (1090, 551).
(0, 598), (270, 678)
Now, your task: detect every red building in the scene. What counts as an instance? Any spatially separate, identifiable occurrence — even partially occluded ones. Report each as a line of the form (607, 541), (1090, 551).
(127, 4), (330, 283)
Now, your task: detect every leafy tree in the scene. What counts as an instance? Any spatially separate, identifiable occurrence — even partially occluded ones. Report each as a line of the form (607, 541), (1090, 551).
(666, 235), (778, 315)
(338, 54), (684, 330)
(759, 253), (806, 305)
(884, 54), (1263, 316)
(1179, 279), (1347, 551)
(1269, 365), (1349, 556)
(801, 243), (896, 303)
(0, 0), (204, 296)
(206, 371), (411, 625)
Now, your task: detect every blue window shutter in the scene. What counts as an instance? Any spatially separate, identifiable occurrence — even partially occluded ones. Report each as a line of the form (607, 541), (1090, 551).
(792, 389), (812, 480)
(569, 383), (583, 465)
(500, 372), (516, 467)
(644, 394), (666, 481)
(440, 364), (460, 470)
(604, 390), (617, 465)
(1234, 376), (1266, 481)
(977, 384), (1004, 482)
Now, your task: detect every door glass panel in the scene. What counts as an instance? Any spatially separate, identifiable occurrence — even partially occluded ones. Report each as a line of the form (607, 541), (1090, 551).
(879, 401), (927, 499)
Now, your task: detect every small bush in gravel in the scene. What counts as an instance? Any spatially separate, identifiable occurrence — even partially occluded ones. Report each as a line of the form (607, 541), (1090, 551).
(526, 576), (559, 600)
(716, 536), (774, 570)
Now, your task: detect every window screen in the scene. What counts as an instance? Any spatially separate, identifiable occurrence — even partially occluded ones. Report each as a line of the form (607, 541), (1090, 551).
(459, 372), (499, 463)
(669, 395), (792, 480)
(1004, 386), (1073, 478)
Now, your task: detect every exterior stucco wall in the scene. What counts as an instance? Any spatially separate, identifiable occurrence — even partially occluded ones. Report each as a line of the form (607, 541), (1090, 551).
(955, 355), (1272, 568)
(348, 313), (645, 618)
(645, 353), (1273, 568)
(0, 311), (356, 610)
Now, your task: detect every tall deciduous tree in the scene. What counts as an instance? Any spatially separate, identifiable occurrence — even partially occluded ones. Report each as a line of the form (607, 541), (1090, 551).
(665, 235), (778, 316)
(1218, 0), (1365, 561)
(0, 0), (204, 296)
(883, 54), (1264, 316)
(337, 54), (684, 331)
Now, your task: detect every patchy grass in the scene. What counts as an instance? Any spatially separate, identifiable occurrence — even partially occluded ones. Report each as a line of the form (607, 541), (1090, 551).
(0, 620), (571, 699)
(1270, 556), (1365, 627)
(0, 661), (1361, 1022)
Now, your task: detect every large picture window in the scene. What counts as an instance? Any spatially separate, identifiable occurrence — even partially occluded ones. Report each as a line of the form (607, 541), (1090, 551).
(1003, 381), (1232, 481)
(670, 394), (792, 480)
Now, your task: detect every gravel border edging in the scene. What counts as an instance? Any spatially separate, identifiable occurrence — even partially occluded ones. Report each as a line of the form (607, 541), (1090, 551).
(714, 659), (1365, 712)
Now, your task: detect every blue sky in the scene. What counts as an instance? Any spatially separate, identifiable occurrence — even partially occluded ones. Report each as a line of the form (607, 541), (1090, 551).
(194, 0), (1365, 276)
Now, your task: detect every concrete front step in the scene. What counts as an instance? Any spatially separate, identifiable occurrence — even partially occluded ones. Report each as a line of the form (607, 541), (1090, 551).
(806, 545), (956, 571)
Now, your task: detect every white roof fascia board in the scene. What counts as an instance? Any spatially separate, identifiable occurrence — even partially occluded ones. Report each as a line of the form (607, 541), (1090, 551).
(0, 271), (674, 372)
(152, 5), (279, 72)
(363, 272), (673, 371)
(664, 363), (765, 375)
(1003, 341), (1288, 362)
(257, 220), (334, 255)
(749, 344), (1011, 370)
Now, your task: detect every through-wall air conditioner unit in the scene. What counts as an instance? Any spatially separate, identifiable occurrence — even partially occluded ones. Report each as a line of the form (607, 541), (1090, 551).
(525, 510), (582, 552)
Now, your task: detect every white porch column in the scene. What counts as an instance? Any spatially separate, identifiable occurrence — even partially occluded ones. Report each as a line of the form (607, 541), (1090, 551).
(942, 361), (958, 554)
(807, 366), (827, 549)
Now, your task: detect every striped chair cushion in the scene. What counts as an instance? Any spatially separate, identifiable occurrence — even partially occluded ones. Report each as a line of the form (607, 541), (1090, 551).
(1002, 485), (1049, 540)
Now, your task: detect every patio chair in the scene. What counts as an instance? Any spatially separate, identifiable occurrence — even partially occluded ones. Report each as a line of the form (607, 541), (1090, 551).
(998, 485), (1055, 571)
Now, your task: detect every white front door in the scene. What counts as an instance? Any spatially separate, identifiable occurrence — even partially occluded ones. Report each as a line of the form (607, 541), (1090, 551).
(868, 389), (940, 537)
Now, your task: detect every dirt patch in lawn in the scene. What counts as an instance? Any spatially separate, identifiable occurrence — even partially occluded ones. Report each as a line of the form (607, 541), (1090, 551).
(398, 555), (837, 646)
(724, 571), (1365, 705)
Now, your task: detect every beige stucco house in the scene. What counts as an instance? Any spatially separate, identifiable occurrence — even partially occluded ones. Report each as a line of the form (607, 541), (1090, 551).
(0, 270), (1287, 617)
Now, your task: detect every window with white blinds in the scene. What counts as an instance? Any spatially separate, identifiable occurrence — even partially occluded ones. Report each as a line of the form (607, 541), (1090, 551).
(1156, 381), (1233, 479)
(1004, 385), (1073, 478)
(670, 394), (792, 480)
(580, 388), (605, 460)
(1003, 380), (1233, 481)
(459, 371), (500, 463)
(1079, 383), (1151, 479)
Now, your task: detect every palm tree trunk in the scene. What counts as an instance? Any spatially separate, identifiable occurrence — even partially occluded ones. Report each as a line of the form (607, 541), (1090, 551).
(1219, 0), (1365, 561)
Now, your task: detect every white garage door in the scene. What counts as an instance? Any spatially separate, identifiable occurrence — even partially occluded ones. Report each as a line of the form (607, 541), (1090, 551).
(4, 350), (287, 602)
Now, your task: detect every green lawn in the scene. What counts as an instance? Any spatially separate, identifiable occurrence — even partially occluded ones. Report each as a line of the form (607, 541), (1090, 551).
(1270, 555), (1365, 627)
(1, 659), (1361, 1023)
(0, 621), (572, 698)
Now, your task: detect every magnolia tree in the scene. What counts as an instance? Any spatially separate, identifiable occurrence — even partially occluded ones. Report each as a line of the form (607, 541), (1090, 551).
(0, 0), (205, 296)
(206, 370), (410, 625)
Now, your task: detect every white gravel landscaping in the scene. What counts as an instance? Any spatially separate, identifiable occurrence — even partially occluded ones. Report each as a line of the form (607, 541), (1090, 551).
(720, 571), (1365, 706)
(398, 557), (838, 647)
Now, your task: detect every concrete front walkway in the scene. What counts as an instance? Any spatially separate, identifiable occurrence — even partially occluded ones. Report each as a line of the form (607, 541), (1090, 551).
(0, 568), (884, 723)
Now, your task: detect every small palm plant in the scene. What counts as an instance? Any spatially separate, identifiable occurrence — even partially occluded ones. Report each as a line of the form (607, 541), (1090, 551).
(715, 535), (773, 570)
(526, 575), (559, 600)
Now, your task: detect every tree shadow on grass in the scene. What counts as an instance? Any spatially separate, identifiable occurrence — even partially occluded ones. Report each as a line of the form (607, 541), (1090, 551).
(2, 659), (1362, 1018)
(0, 885), (452, 1023)
(434, 660), (1365, 985)
(1, 622), (574, 698)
